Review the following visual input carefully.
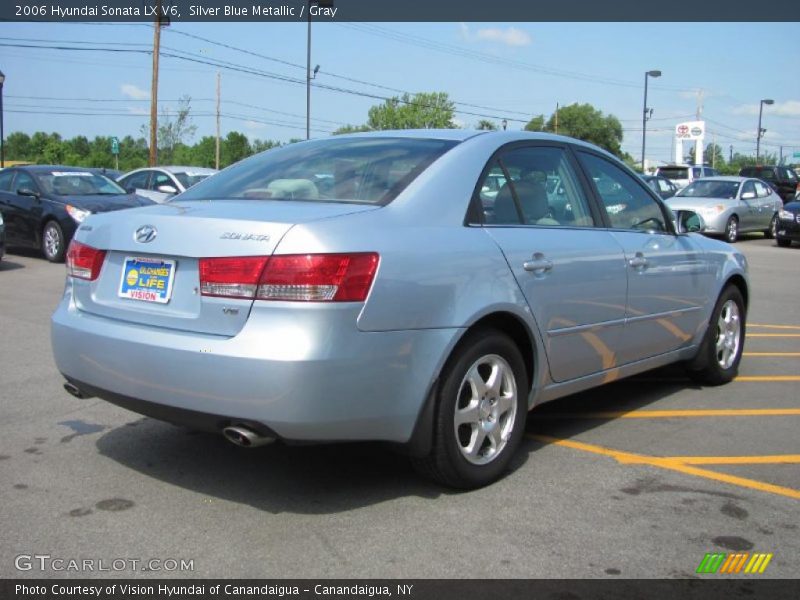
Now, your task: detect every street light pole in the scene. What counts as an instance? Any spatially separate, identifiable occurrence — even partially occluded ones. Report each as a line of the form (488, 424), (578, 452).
(641, 70), (661, 173)
(0, 70), (5, 168)
(756, 98), (774, 163)
(306, 0), (334, 140)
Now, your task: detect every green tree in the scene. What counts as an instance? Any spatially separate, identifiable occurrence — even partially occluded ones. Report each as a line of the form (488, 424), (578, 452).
(367, 92), (456, 130)
(251, 139), (282, 154)
(221, 131), (251, 167)
(332, 124), (372, 135)
(524, 115), (545, 132)
(476, 119), (497, 131)
(5, 132), (32, 161)
(141, 95), (197, 164)
(522, 104), (624, 156)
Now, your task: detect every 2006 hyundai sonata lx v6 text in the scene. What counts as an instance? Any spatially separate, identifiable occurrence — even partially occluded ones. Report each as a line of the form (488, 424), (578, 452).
(51, 130), (749, 489)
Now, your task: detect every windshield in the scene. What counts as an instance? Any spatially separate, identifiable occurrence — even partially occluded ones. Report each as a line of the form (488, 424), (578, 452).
(174, 172), (213, 189)
(37, 171), (126, 196)
(178, 137), (459, 204)
(677, 180), (740, 199)
(658, 167), (689, 180)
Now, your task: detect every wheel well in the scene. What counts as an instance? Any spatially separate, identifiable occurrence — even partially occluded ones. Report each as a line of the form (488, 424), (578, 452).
(465, 312), (536, 394)
(726, 274), (749, 311)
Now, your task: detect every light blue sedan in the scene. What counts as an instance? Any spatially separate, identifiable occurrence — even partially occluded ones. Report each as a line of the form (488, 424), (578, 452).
(51, 131), (749, 489)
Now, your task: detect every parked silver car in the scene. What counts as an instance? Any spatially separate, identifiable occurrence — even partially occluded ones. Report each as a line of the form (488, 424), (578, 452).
(51, 131), (749, 489)
(665, 176), (782, 243)
(118, 166), (218, 203)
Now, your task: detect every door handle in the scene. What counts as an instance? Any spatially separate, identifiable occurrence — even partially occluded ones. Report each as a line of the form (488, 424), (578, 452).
(628, 252), (648, 269)
(523, 252), (553, 273)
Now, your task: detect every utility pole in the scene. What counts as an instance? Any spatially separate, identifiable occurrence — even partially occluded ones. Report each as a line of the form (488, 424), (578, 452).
(148, 0), (163, 167)
(215, 71), (221, 170)
(554, 102), (559, 135)
(729, 145), (733, 163)
(696, 89), (704, 120)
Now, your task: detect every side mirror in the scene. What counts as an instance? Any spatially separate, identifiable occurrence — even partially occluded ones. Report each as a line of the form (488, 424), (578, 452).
(673, 209), (706, 234)
(741, 191), (756, 200)
(17, 188), (40, 199)
(156, 184), (178, 195)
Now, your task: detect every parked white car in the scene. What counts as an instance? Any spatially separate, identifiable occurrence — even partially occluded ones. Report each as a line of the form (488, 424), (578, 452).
(118, 166), (218, 203)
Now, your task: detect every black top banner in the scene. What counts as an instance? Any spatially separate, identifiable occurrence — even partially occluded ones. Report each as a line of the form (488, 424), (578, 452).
(3, 0), (800, 22)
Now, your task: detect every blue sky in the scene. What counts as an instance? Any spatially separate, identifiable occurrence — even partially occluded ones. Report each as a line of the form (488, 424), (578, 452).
(1, 21), (799, 166)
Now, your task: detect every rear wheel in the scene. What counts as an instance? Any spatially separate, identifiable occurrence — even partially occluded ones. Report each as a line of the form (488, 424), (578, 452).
(776, 237), (792, 248)
(687, 285), (745, 386)
(724, 216), (739, 243)
(42, 221), (66, 263)
(412, 329), (528, 489)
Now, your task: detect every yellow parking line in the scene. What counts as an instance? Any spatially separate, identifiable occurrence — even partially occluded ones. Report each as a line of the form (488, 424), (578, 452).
(735, 376), (800, 382)
(529, 434), (800, 501)
(749, 323), (800, 330)
(535, 408), (800, 419)
(743, 352), (800, 357)
(669, 455), (800, 465)
(747, 333), (800, 337)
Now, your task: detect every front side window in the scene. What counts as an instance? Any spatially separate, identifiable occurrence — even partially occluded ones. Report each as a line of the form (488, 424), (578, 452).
(478, 146), (595, 227)
(579, 152), (668, 232)
(151, 172), (174, 190)
(754, 181), (771, 197)
(179, 137), (458, 205)
(120, 171), (151, 191)
(14, 172), (38, 193)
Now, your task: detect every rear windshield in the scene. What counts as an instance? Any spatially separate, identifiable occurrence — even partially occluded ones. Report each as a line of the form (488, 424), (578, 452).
(658, 167), (689, 180)
(677, 180), (740, 199)
(178, 137), (458, 205)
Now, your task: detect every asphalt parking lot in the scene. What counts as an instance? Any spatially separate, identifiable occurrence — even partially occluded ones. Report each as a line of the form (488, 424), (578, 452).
(0, 235), (797, 579)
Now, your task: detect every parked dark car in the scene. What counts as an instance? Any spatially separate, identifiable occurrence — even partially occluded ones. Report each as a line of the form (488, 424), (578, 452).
(642, 174), (679, 199)
(0, 166), (153, 262)
(776, 199), (800, 247)
(0, 206), (5, 263)
(738, 166), (799, 204)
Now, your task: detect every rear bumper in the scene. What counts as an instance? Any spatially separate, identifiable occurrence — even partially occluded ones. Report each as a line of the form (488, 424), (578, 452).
(51, 290), (459, 443)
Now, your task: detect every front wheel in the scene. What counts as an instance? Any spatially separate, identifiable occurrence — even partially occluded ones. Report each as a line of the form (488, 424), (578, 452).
(764, 214), (778, 239)
(687, 285), (746, 386)
(412, 329), (528, 489)
(42, 221), (66, 263)
(776, 237), (791, 248)
(724, 216), (739, 243)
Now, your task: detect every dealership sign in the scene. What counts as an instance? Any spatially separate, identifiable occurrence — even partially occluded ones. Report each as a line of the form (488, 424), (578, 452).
(676, 121), (705, 140)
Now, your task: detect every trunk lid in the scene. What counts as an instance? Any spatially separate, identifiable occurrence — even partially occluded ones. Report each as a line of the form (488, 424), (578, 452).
(71, 200), (378, 336)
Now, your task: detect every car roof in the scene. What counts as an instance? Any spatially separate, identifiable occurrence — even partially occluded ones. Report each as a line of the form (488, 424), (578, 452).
(691, 176), (749, 183)
(14, 165), (99, 173)
(158, 166), (218, 174)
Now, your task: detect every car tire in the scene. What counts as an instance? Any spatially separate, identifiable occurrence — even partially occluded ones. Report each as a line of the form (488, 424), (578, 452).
(765, 215), (778, 239)
(686, 285), (746, 386)
(412, 328), (528, 489)
(724, 216), (739, 243)
(776, 237), (791, 248)
(42, 220), (66, 263)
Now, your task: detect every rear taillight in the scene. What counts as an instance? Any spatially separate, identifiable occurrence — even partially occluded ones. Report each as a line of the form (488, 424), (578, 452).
(198, 253), (379, 302)
(66, 241), (106, 281)
(198, 256), (269, 299)
(258, 253), (379, 302)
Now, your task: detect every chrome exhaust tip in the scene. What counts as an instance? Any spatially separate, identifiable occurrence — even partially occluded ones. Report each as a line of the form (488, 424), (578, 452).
(64, 382), (89, 399)
(222, 425), (275, 448)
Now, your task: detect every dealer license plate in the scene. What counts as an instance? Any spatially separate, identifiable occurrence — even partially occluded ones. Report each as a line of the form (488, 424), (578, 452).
(118, 257), (176, 304)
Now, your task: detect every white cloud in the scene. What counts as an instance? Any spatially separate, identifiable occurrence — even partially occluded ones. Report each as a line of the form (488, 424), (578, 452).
(459, 23), (531, 47)
(121, 84), (149, 100)
(730, 100), (800, 118)
(244, 120), (267, 130)
(126, 106), (148, 116)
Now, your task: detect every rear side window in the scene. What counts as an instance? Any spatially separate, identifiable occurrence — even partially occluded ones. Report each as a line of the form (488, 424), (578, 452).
(478, 146), (595, 227)
(0, 169), (14, 191)
(179, 137), (458, 205)
(120, 171), (152, 191)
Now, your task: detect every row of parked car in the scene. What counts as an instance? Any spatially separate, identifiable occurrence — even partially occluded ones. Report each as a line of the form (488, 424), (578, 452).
(637, 163), (800, 245)
(0, 164), (217, 262)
